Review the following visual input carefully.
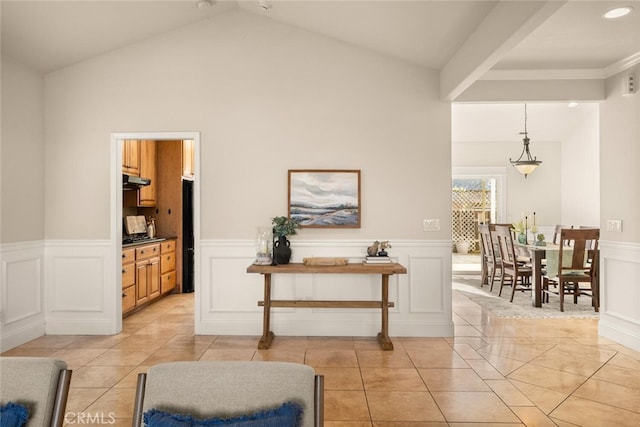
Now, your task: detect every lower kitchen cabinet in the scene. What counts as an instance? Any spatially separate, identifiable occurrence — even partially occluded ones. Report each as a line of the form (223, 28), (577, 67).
(136, 256), (159, 304)
(122, 241), (168, 316)
(160, 239), (177, 294)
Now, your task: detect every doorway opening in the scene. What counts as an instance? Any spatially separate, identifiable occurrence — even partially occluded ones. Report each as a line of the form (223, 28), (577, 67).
(112, 132), (200, 333)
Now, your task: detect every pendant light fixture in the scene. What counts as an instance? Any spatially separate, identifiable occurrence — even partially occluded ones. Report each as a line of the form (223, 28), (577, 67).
(510, 104), (541, 178)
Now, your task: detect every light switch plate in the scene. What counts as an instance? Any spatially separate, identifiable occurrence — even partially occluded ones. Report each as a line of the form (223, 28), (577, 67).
(423, 219), (440, 231)
(607, 219), (622, 232)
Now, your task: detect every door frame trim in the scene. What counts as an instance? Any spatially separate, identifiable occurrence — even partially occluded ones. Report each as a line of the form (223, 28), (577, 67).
(111, 132), (200, 333)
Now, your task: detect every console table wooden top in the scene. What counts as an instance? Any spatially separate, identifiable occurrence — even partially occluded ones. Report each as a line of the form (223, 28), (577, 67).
(247, 262), (407, 275)
(247, 262), (407, 350)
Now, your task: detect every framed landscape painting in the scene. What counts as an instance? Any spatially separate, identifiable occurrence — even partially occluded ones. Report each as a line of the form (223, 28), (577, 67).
(288, 169), (361, 228)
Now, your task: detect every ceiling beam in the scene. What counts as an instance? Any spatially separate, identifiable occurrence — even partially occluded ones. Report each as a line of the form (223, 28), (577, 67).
(454, 79), (605, 103)
(440, 0), (567, 102)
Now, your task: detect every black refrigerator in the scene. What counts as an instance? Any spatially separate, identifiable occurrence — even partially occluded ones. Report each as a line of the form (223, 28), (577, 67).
(182, 179), (195, 293)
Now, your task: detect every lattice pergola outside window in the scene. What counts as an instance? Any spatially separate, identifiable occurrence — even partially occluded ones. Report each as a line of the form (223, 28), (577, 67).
(452, 182), (492, 253)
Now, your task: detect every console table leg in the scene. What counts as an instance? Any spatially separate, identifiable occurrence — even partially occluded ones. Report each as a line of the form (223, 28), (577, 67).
(258, 273), (275, 349)
(378, 274), (394, 350)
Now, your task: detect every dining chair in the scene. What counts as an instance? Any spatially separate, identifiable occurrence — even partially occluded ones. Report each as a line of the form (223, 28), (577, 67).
(579, 226), (599, 249)
(132, 361), (324, 427)
(494, 225), (532, 302)
(542, 228), (600, 312)
(478, 224), (501, 290)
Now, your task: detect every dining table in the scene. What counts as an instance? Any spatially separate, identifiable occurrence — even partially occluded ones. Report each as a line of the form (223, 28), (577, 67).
(515, 243), (558, 307)
(515, 242), (599, 308)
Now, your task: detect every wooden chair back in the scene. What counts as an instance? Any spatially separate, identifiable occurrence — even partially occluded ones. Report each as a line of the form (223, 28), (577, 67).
(579, 226), (599, 249)
(478, 224), (493, 261)
(558, 228), (599, 277)
(494, 225), (517, 272)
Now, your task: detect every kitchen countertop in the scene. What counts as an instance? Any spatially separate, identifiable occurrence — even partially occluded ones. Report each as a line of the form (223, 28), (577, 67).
(122, 237), (167, 248)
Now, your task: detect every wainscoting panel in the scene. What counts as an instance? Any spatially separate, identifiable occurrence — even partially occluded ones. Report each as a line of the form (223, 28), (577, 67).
(198, 239), (454, 337)
(44, 240), (118, 335)
(599, 241), (640, 352)
(0, 241), (45, 351)
(408, 255), (446, 313)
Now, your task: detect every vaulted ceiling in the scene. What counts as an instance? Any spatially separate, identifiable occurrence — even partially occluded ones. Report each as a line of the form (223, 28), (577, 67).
(2, 0), (638, 138)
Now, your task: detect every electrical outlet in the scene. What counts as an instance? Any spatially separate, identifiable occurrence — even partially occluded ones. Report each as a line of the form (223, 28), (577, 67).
(607, 219), (622, 232)
(423, 219), (440, 231)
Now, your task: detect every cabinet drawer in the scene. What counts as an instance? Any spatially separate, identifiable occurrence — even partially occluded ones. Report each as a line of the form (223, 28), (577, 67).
(122, 264), (135, 288)
(160, 253), (175, 274)
(161, 272), (176, 294)
(136, 244), (160, 260)
(122, 285), (136, 313)
(161, 240), (175, 254)
(122, 248), (135, 264)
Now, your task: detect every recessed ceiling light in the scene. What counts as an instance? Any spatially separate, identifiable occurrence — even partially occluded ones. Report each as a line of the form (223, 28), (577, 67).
(258, 0), (272, 11)
(603, 6), (633, 19)
(568, 102), (579, 108)
(197, 0), (214, 9)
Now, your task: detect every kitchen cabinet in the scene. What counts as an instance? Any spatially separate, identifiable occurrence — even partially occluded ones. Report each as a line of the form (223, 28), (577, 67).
(160, 239), (177, 294)
(123, 240), (170, 316)
(122, 248), (136, 314)
(138, 140), (157, 207)
(135, 243), (160, 305)
(122, 139), (140, 176)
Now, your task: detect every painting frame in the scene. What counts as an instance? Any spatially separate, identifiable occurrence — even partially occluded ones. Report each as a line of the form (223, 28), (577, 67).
(288, 169), (361, 229)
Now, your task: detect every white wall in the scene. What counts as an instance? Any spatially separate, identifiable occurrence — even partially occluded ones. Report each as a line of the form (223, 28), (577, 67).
(43, 9), (452, 242)
(560, 104), (600, 227)
(26, 9), (454, 340)
(598, 65), (640, 351)
(1, 56), (45, 243)
(0, 56), (47, 349)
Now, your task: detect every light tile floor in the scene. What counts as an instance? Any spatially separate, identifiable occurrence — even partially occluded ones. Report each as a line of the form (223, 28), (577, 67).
(3, 288), (640, 427)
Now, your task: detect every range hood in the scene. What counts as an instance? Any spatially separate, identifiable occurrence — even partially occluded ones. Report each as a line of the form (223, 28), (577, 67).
(123, 174), (151, 189)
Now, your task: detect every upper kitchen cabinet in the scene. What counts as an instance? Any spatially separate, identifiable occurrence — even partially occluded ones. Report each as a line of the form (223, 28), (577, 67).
(182, 139), (194, 178)
(122, 139), (140, 176)
(138, 140), (157, 207)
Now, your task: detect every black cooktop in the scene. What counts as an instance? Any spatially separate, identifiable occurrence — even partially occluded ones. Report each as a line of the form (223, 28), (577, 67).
(122, 235), (165, 245)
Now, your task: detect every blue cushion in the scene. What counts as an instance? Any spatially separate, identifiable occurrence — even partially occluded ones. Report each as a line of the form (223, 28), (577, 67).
(143, 402), (303, 427)
(0, 402), (30, 427)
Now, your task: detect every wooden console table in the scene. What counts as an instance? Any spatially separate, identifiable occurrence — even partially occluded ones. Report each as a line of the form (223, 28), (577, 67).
(246, 262), (407, 350)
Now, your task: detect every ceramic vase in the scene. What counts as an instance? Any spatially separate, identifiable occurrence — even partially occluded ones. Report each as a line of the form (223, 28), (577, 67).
(273, 235), (292, 264)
